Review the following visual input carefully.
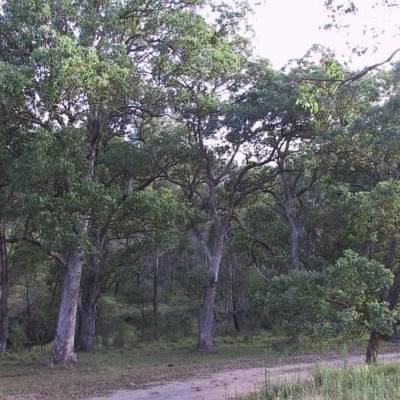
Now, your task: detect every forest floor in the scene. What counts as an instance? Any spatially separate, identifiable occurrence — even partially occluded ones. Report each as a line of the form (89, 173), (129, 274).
(3, 344), (400, 400)
(83, 349), (400, 400)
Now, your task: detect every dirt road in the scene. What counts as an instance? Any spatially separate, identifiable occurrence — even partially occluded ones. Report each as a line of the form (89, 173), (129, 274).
(85, 351), (400, 400)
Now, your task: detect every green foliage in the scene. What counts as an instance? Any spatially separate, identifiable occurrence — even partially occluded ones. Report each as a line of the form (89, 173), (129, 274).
(326, 249), (393, 309)
(8, 324), (28, 351)
(265, 250), (395, 343)
(0, 0), (400, 366)
(266, 270), (331, 342)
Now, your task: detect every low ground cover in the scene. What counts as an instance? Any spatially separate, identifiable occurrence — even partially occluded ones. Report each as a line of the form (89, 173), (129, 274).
(0, 333), (392, 400)
(241, 359), (400, 400)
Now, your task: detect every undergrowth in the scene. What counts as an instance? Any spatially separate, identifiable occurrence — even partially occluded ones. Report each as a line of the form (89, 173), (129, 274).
(240, 362), (400, 400)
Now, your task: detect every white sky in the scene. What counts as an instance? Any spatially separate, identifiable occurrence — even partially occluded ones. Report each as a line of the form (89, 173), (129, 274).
(252, 0), (400, 70)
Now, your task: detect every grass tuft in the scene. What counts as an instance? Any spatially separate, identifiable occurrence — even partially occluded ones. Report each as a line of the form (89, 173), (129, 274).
(241, 362), (400, 400)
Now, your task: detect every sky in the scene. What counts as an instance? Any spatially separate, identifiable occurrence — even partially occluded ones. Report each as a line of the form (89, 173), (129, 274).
(251, 0), (400, 70)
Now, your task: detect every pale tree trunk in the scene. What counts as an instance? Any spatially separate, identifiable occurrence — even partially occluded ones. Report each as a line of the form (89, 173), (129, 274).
(50, 109), (106, 364)
(80, 271), (101, 351)
(0, 222), (9, 356)
(51, 243), (86, 364)
(197, 277), (218, 351)
(196, 248), (223, 351)
(193, 161), (230, 351)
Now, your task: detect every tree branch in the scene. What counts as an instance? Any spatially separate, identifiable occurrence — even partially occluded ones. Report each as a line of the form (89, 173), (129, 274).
(21, 236), (67, 268)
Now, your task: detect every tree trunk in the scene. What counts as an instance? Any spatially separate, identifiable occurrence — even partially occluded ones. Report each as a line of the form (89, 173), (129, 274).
(366, 228), (375, 260)
(280, 167), (301, 270)
(26, 282), (32, 351)
(230, 261), (240, 332)
(50, 244), (85, 364)
(80, 272), (101, 351)
(0, 223), (9, 356)
(388, 262), (400, 310)
(232, 295), (240, 332)
(194, 200), (226, 351)
(196, 277), (218, 351)
(365, 330), (381, 363)
(153, 248), (160, 318)
(50, 108), (105, 363)
(287, 213), (300, 269)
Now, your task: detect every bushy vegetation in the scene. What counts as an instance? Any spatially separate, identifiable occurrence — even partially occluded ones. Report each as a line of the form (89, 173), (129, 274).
(241, 362), (400, 400)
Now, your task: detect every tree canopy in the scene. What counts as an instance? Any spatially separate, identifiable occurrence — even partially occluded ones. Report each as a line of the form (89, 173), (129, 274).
(0, 0), (400, 364)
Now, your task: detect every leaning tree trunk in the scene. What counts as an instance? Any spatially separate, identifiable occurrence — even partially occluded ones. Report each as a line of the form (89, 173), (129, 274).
(0, 223), (9, 356)
(51, 243), (87, 364)
(80, 271), (102, 351)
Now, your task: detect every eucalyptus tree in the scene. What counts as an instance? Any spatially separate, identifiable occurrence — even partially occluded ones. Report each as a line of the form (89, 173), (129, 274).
(0, 223), (10, 356)
(79, 125), (184, 351)
(0, 0), (208, 363)
(155, 35), (317, 348)
(288, 58), (400, 359)
(0, 109), (29, 355)
(314, 64), (400, 360)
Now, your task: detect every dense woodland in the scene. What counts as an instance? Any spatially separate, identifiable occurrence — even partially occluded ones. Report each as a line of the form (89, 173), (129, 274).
(1, 0), (400, 365)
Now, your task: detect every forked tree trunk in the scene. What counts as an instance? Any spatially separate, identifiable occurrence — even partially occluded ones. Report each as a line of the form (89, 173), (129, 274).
(50, 244), (86, 364)
(0, 223), (9, 356)
(80, 272), (101, 351)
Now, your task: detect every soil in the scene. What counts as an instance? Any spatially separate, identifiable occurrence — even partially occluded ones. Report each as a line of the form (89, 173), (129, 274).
(84, 350), (400, 400)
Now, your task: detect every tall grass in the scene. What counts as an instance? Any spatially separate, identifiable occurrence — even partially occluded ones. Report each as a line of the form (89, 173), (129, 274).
(240, 362), (400, 400)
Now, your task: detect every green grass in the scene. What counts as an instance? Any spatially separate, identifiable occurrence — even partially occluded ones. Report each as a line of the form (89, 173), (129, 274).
(240, 362), (400, 400)
(0, 332), (275, 399)
(0, 333), (392, 400)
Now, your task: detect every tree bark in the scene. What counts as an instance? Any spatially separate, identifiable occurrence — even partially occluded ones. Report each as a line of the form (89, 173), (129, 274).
(197, 277), (218, 351)
(50, 108), (105, 363)
(196, 246), (223, 351)
(50, 243), (86, 364)
(229, 261), (240, 332)
(280, 164), (301, 270)
(0, 223), (9, 356)
(232, 295), (240, 332)
(365, 330), (381, 363)
(80, 272), (101, 351)
(153, 248), (160, 318)
(286, 208), (300, 269)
